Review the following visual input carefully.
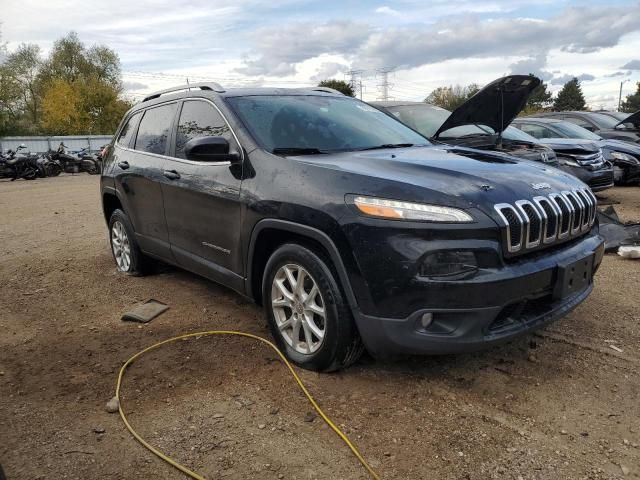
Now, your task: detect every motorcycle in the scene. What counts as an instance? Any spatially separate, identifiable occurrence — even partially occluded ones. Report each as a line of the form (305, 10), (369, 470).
(0, 145), (39, 180)
(48, 143), (100, 175)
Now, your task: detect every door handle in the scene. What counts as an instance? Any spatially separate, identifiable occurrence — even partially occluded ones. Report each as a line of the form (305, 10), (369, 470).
(163, 169), (181, 180)
(117, 161), (130, 170)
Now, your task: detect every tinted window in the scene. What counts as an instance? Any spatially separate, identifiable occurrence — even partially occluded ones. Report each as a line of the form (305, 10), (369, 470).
(175, 101), (233, 159)
(585, 112), (620, 129)
(502, 126), (539, 143)
(551, 121), (601, 140)
(117, 112), (141, 147)
(228, 95), (428, 153)
(564, 116), (599, 132)
(134, 103), (177, 155)
(517, 123), (555, 139)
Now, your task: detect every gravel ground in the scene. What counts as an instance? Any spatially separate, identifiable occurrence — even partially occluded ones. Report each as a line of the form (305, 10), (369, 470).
(0, 175), (639, 480)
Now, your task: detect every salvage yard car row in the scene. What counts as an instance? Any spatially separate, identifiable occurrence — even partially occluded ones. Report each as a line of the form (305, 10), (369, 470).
(371, 75), (640, 191)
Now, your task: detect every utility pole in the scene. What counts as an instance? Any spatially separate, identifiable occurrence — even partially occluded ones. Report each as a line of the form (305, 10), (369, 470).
(618, 79), (629, 111)
(346, 70), (363, 98)
(376, 68), (394, 101)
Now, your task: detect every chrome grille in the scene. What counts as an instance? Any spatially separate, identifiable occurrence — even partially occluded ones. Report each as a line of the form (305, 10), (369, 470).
(494, 187), (596, 255)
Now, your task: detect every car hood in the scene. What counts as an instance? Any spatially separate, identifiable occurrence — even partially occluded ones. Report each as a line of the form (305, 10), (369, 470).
(597, 138), (640, 156)
(615, 110), (640, 129)
(292, 145), (583, 212)
(537, 138), (600, 153)
(434, 75), (541, 139)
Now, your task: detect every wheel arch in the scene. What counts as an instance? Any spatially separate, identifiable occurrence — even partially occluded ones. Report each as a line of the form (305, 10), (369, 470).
(246, 220), (359, 314)
(102, 188), (124, 225)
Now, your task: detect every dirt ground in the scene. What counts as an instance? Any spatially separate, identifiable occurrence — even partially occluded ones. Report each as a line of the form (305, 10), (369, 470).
(0, 175), (639, 480)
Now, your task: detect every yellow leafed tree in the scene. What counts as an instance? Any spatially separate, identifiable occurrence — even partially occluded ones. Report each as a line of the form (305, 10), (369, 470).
(41, 79), (85, 135)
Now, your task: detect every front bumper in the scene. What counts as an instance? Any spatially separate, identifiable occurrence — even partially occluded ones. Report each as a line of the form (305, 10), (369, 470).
(558, 164), (614, 192)
(349, 232), (605, 355)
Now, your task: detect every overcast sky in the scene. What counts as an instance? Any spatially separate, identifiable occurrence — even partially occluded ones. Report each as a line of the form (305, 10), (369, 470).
(2, 0), (640, 108)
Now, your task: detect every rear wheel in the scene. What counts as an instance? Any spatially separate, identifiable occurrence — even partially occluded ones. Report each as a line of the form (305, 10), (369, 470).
(263, 243), (364, 372)
(108, 209), (150, 276)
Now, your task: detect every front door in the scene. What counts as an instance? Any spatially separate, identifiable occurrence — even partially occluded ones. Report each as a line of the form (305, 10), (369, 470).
(160, 99), (244, 285)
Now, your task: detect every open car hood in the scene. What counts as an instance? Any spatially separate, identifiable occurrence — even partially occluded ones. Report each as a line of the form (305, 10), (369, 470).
(434, 75), (541, 139)
(616, 110), (640, 129)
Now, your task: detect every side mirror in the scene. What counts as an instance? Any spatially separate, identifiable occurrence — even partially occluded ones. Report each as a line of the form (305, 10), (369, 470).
(184, 136), (240, 163)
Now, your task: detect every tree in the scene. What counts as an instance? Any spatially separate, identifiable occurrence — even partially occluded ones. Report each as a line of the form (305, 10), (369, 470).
(318, 79), (354, 97)
(424, 84), (480, 111)
(41, 79), (83, 135)
(553, 77), (586, 111)
(41, 77), (132, 135)
(620, 82), (640, 113)
(524, 74), (552, 114)
(3, 43), (42, 130)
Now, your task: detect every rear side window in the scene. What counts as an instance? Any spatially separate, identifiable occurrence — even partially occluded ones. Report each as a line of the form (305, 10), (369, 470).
(518, 123), (554, 139)
(175, 100), (233, 159)
(117, 112), (141, 148)
(134, 103), (177, 155)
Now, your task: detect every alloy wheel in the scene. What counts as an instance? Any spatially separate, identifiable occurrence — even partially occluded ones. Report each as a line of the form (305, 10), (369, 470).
(111, 221), (131, 272)
(271, 264), (326, 354)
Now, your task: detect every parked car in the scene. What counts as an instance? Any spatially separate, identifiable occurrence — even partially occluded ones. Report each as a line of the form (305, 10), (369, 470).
(531, 111), (640, 143)
(596, 110), (640, 133)
(371, 76), (558, 166)
(101, 83), (604, 371)
(513, 117), (640, 185)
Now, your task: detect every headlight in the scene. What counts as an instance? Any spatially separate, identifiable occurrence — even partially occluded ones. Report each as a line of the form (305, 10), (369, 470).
(353, 196), (473, 222)
(610, 151), (639, 164)
(558, 157), (580, 167)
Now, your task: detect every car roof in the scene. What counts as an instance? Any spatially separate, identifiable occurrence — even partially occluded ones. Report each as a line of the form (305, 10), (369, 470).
(128, 85), (348, 114)
(370, 101), (432, 107)
(516, 117), (563, 124)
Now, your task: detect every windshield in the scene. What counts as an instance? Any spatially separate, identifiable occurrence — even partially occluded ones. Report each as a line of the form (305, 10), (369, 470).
(552, 121), (602, 140)
(502, 126), (539, 143)
(384, 104), (491, 138)
(227, 95), (429, 153)
(586, 112), (621, 129)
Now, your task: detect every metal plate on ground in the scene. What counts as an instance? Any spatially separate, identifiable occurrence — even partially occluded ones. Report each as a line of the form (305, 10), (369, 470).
(121, 299), (169, 323)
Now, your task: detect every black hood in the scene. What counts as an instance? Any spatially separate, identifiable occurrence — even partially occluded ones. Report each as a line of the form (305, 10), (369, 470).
(434, 75), (541, 139)
(615, 110), (640, 129)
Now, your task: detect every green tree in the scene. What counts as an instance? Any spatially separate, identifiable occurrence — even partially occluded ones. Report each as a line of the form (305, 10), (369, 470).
(318, 79), (355, 97)
(523, 74), (552, 114)
(620, 82), (640, 113)
(3, 43), (42, 130)
(553, 77), (586, 111)
(424, 84), (480, 111)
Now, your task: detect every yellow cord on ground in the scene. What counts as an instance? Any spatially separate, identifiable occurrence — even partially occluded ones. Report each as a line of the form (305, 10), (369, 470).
(115, 330), (381, 480)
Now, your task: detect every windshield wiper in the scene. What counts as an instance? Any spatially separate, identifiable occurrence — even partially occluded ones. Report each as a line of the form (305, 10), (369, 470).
(272, 147), (327, 156)
(358, 143), (415, 151)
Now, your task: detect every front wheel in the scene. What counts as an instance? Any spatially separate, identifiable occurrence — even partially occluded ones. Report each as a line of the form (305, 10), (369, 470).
(262, 243), (364, 372)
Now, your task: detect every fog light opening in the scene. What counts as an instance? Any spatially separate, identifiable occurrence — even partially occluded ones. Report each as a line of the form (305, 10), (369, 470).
(421, 312), (434, 329)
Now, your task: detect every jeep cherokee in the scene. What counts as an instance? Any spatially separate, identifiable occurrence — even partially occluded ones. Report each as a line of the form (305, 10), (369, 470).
(101, 83), (605, 371)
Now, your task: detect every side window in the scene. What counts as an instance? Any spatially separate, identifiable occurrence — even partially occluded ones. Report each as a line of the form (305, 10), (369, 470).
(175, 100), (233, 159)
(565, 116), (594, 130)
(134, 103), (178, 155)
(117, 112), (141, 148)
(519, 124), (549, 139)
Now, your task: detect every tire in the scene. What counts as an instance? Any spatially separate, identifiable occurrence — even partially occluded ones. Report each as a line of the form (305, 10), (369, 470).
(108, 209), (150, 276)
(262, 243), (364, 372)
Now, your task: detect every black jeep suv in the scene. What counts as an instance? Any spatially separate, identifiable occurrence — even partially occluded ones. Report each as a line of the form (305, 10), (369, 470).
(101, 83), (604, 371)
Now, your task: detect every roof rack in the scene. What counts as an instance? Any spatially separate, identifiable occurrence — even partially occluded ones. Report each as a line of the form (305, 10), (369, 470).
(307, 87), (344, 95)
(142, 82), (225, 102)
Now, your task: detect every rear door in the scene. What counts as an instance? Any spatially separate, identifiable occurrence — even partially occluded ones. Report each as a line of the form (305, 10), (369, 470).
(161, 98), (244, 287)
(113, 102), (178, 258)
